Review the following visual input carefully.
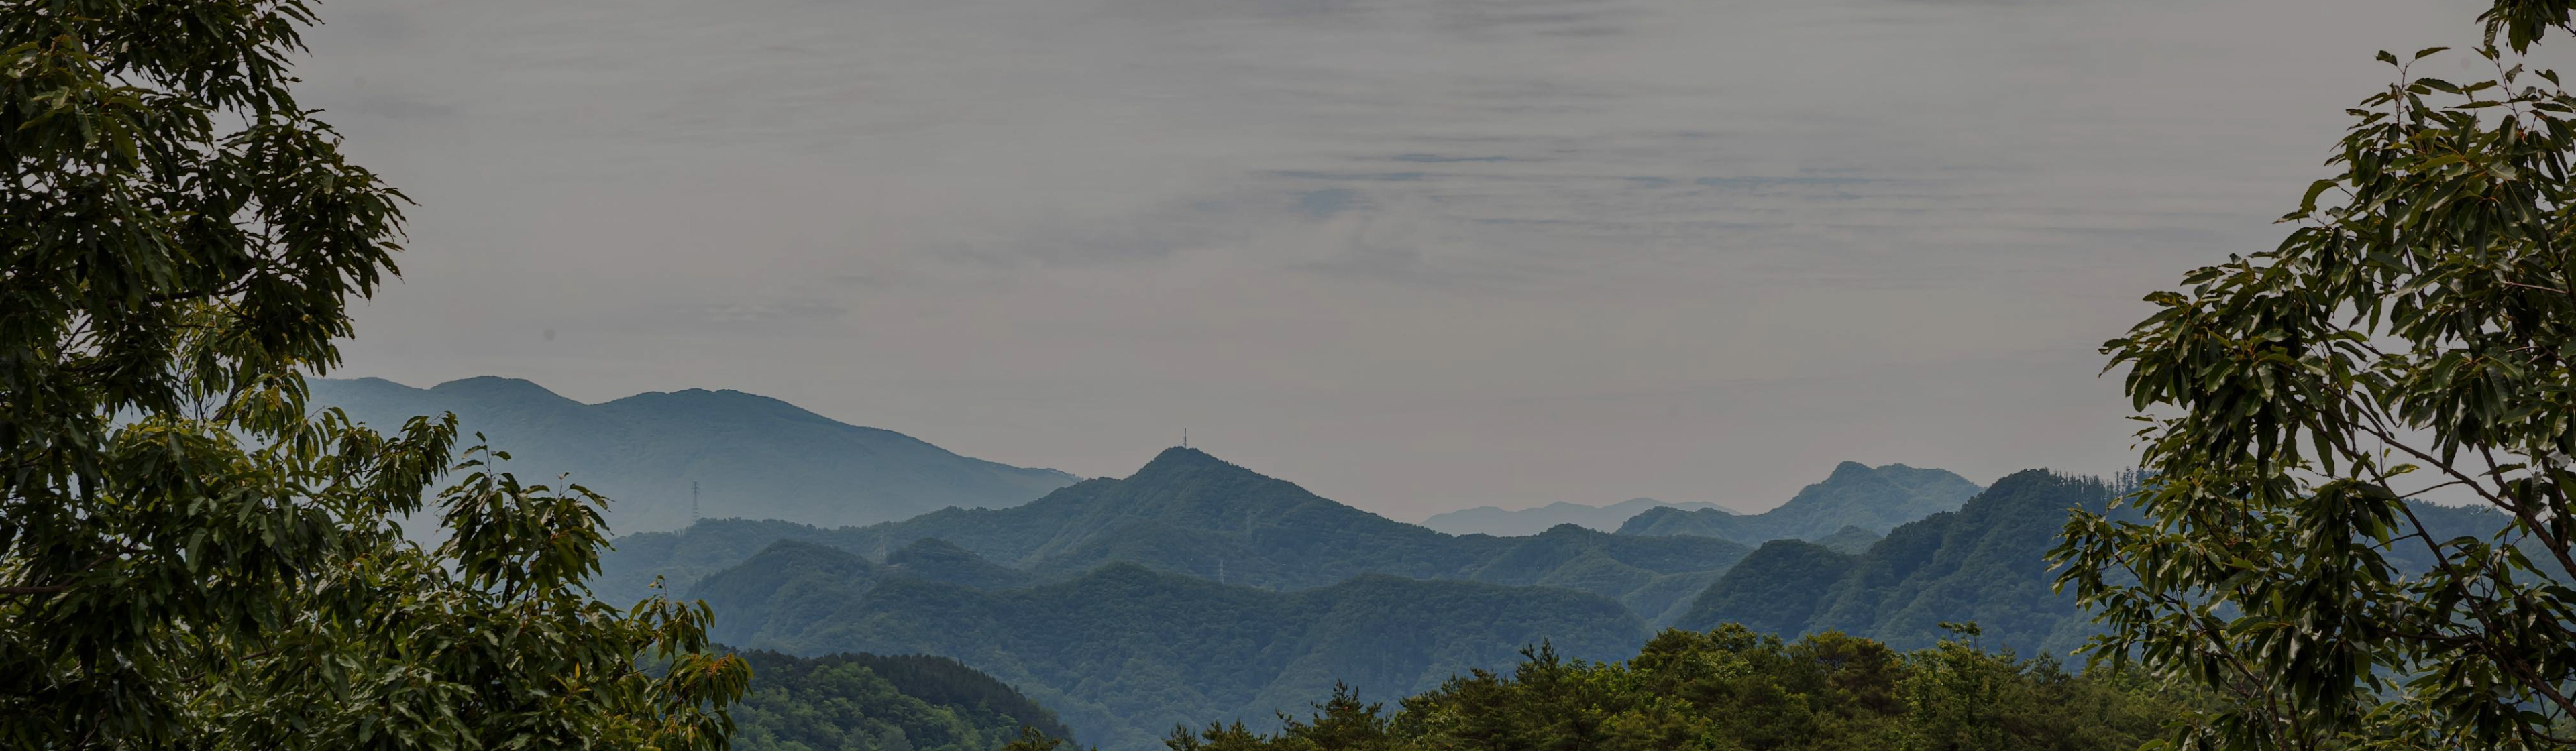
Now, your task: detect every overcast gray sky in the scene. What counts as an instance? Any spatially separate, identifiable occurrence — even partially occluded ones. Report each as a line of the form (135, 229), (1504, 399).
(299, 0), (2526, 518)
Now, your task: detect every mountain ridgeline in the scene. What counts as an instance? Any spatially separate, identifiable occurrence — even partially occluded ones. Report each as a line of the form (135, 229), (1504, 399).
(1677, 470), (2116, 655)
(306, 377), (1077, 532)
(586, 447), (2123, 750)
(597, 447), (1753, 624)
(1670, 470), (2531, 656)
(1417, 497), (1729, 536)
(1617, 461), (1982, 545)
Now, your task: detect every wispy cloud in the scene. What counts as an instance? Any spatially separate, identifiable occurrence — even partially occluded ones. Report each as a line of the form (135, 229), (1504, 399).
(301, 0), (2518, 514)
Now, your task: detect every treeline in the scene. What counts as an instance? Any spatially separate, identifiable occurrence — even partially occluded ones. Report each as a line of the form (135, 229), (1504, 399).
(728, 650), (1074, 751)
(1140, 624), (2194, 751)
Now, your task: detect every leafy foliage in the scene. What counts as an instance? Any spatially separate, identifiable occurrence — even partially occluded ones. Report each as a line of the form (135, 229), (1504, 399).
(1618, 463), (1982, 545)
(690, 544), (1649, 751)
(0, 1), (745, 748)
(307, 376), (1077, 532)
(1150, 625), (2195, 751)
(2056, 5), (2576, 747)
(727, 649), (1073, 751)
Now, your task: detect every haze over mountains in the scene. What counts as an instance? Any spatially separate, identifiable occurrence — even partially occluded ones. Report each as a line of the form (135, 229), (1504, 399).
(306, 376), (1077, 531)
(1417, 497), (1729, 536)
(598, 448), (1753, 623)
(574, 442), (2149, 750)
(337, 377), (2174, 749)
(1617, 462), (1983, 545)
(696, 544), (1644, 750)
(1678, 470), (2116, 655)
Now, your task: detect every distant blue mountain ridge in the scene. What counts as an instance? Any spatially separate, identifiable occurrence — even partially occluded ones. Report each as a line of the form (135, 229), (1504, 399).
(305, 376), (1078, 532)
(1616, 461), (1984, 545)
(1417, 497), (1733, 536)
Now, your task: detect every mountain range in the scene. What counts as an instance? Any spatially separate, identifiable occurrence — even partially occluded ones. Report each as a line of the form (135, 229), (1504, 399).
(693, 543), (1646, 750)
(1676, 469), (2116, 654)
(1672, 471), (2527, 656)
(597, 447), (1755, 624)
(1417, 497), (1730, 536)
(305, 376), (1077, 532)
(1617, 461), (1983, 544)
(572, 443), (2092, 750)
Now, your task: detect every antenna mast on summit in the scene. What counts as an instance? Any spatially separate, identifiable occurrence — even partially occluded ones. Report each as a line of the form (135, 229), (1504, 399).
(1183, 428), (1189, 448)
(691, 481), (700, 524)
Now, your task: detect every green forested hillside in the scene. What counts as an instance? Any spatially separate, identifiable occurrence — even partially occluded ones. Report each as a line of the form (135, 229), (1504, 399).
(1150, 625), (2195, 751)
(1677, 470), (2111, 654)
(305, 377), (1077, 532)
(1617, 461), (1981, 544)
(690, 543), (1649, 750)
(727, 650), (1073, 751)
(597, 448), (1749, 621)
(1811, 524), (1883, 553)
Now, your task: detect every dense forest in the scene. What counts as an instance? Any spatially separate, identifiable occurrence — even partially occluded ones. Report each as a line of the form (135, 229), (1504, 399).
(724, 650), (1073, 751)
(307, 376), (1076, 531)
(1146, 625), (2197, 751)
(597, 448), (1753, 622)
(1617, 462), (1982, 545)
(690, 542), (1648, 750)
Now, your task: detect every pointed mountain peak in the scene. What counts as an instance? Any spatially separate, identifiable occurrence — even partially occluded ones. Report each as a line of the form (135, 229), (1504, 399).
(1826, 461), (1877, 481)
(1132, 446), (1252, 477)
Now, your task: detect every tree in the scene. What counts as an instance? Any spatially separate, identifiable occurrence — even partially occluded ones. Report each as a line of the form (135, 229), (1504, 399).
(0, 1), (747, 748)
(2054, 2), (2576, 748)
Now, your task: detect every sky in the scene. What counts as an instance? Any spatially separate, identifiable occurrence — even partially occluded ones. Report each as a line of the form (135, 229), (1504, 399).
(297, 0), (2530, 518)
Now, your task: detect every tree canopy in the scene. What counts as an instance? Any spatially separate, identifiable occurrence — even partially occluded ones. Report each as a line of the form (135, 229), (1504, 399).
(0, 1), (746, 748)
(2055, 1), (2576, 748)
(1151, 625), (2194, 751)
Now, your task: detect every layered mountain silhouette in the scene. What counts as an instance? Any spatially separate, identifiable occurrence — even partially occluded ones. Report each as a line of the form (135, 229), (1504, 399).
(1417, 497), (1730, 536)
(588, 449), (2143, 749)
(1617, 461), (1982, 544)
(1676, 469), (2112, 654)
(1673, 470), (2526, 656)
(690, 540), (1647, 751)
(305, 376), (1077, 531)
(596, 447), (1751, 623)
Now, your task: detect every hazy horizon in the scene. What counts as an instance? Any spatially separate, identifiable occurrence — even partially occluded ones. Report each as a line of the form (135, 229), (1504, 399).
(294, 0), (2542, 518)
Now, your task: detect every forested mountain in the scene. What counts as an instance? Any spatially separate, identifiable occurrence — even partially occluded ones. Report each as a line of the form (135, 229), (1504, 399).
(693, 542), (1648, 750)
(596, 448), (1750, 622)
(1674, 471), (2531, 658)
(725, 650), (1073, 751)
(1676, 470), (2112, 654)
(1617, 461), (1982, 544)
(305, 376), (1076, 532)
(1417, 497), (1728, 536)
(1148, 626), (2195, 751)
(1813, 524), (1884, 553)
